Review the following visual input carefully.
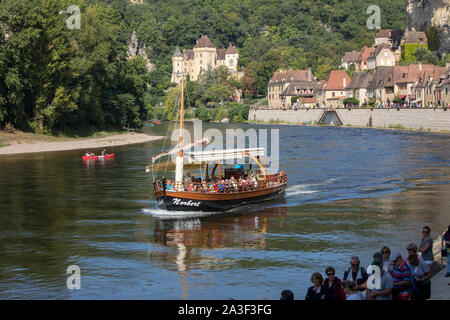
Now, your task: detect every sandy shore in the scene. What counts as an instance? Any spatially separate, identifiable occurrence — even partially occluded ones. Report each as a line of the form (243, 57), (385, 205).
(0, 133), (164, 155)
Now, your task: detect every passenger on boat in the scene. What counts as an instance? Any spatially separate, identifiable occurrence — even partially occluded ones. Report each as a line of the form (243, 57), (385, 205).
(218, 180), (226, 193)
(188, 183), (195, 192)
(101, 149), (106, 156)
(85, 151), (95, 157)
(166, 180), (175, 191)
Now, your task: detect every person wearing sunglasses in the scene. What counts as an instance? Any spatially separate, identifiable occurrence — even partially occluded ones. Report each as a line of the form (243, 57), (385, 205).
(380, 246), (393, 273)
(305, 272), (330, 300)
(343, 256), (368, 290)
(323, 267), (346, 300)
(419, 226), (434, 266)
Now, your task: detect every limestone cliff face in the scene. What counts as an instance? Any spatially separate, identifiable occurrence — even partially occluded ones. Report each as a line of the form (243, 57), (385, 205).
(406, 0), (450, 55)
(127, 31), (154, 72)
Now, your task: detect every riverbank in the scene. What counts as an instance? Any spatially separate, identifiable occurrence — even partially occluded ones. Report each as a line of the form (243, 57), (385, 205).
(249, 109), (450, 133)
(0, 131), (164, 155)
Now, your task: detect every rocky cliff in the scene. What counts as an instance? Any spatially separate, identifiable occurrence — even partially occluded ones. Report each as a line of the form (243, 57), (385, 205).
(127, 30), (154, 72)
(405, 0), (450, 55)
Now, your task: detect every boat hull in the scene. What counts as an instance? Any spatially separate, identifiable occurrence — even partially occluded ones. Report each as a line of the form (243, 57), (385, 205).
(155, 184), (286, 212)
(82, 153), (115, 161)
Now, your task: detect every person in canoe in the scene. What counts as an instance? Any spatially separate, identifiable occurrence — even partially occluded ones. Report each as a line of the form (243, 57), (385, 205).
(101, 149), (107, 156)
(85, 151), (95, 157)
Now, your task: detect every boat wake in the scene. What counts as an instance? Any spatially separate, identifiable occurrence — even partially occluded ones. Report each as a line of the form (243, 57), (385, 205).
(285, 179), (337, 197)
(142, 208), (216, 220)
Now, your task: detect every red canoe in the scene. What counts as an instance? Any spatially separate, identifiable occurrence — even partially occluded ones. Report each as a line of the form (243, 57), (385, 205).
(82, 153), (115, 161)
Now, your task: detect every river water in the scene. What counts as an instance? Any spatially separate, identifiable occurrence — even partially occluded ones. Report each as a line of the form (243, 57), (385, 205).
(0, 123), (449, 299)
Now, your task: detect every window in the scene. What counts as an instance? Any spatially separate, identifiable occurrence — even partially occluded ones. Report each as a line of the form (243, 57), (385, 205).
(332, 92), (335, 97)
(229, 59), (233, 66)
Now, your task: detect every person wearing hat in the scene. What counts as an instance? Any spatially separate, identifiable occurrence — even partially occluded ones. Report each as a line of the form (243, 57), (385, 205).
(391, 252), (413, 300)
(366, 252), (393, 300)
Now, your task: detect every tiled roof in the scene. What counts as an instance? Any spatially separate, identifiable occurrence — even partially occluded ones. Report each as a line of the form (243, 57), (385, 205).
(324, 70), (351, 90)
(346, 72), (372, 89)
(281, 81), (320, 96)
(194, 35), (216, 48)
(403, 31), (428, 44)
(342, 51), (361, 63)
(368, 43), (392, 60)
(368, 67), (394, 89)
(225, 44), (237, 54)
(183, 49), (194, 60)
(376, 29), (402, 41)
(217, 49), (226, 60)
(359, 46), (373, 62)
(172, 46), (182, 57)
(269, 70), (316, 82)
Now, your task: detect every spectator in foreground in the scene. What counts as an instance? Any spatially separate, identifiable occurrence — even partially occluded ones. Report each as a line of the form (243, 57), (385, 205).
(406, 243), (423, 264)
(408, 253), (431, 300)
(443, 225), (450, 278)
(323, 267), (346, 300)
(380, 246), (393, 273)
(342, 280), (363, 300)
(305, 272), (329, 300)
(343, 256), (368, 289)
(391, 252), (412, 300)
(280, 290), (294, 300)
(366, 252), (393, 300)
(419, 226), (434, 266)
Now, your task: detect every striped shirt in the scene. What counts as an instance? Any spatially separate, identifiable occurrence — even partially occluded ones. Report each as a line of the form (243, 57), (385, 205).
(392, 261), (412, 295)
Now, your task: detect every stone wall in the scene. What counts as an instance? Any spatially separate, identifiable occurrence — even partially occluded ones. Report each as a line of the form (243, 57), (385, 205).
(249, 108), (450, 131)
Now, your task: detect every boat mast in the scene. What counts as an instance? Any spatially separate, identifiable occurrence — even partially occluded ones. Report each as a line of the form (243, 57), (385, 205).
(175, 78), (185, 189)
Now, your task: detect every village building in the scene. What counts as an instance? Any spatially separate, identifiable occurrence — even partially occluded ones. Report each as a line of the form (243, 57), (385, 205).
(340, 46), (373, 71)
(401, 30), (428, 46)
(318, 70), (351, 108)
(345, 72), (372, 106)
(435, 68), (450, 107)
(267, 69), (319, 109)
(375, 29), (403, 49)
(368, 43), (396, 69)
(171, 35), (240, 84)
(368, 67), (395, 105)
(413, 65), (447, 106)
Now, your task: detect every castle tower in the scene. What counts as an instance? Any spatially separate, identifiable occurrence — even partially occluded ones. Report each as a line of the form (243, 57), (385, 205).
(225, 44), (238, 73)
(192, 35), (217, 81)
(171, 46), (184, 84)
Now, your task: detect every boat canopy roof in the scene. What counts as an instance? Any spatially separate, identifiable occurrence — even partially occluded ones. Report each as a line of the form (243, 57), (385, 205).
(184, 147), (265, 164)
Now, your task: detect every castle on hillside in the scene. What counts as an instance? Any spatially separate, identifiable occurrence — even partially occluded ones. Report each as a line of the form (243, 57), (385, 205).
(171, 35), (241, 84)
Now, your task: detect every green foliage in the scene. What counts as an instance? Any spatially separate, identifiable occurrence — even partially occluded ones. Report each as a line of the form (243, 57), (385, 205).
(343, 97), (359, 107)
(228, 103), (249, 122)
(425, 26), (440, 52)
(0, 0), (149, 133)
(414, 47), (440, 65)
(401, 44), (428, 64)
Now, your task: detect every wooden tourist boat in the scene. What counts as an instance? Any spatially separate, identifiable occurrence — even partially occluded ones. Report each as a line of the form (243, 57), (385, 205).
(147, 79), (287, 212)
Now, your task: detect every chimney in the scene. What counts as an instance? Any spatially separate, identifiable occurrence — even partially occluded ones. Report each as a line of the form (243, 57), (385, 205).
(308, 67), (312, 82)
(343, 77), (347, 88)
(419, 62), (422, 71)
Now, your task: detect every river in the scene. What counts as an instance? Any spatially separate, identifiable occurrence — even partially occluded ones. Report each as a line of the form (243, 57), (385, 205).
(0, 122), (449, 299)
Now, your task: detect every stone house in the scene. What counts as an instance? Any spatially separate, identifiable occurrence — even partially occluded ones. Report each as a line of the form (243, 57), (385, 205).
(414, 65), (448, 106)
(340, 46), (373, 71)
(375, 29), (403, 49)
(267, 69), (319, 108)
(435, 68), (450, 107)
(318, 70), (352, 108)
(345, 72), (372, 106)
(368, 44), (396, 69)
(367, 67), (395, 105)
